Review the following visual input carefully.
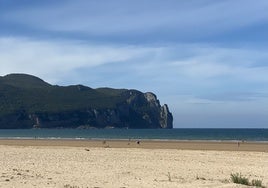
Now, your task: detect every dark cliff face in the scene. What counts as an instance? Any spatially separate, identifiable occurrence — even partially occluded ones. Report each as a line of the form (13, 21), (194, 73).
(0, 74), (173, 129)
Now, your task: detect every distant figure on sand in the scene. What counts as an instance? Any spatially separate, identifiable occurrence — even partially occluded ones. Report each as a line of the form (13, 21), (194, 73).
(136, 140), (140, 145)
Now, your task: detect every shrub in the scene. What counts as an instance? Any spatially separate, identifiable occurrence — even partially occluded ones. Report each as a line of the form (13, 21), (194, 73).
(251, 179), (264, 187)
(230, 173), (265, 187)
(230, 173), (250, 185)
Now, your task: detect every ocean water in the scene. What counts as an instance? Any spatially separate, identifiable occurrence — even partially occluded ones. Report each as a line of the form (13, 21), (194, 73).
(0, 128), (267, 141)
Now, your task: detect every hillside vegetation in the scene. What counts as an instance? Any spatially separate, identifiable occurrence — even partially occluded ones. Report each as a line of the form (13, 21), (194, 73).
(0, 74), (127, 114)
(0, 74), (173, 129)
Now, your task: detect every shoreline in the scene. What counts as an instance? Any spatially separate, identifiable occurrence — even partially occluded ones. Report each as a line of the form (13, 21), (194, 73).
(0, 138), (268, 152)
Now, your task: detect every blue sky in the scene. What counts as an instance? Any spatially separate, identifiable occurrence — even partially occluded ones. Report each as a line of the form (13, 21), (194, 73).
(0, 0), (268, 128)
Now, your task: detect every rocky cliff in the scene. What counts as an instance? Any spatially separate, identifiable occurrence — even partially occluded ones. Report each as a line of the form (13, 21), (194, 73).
(0, 74), (173, 129)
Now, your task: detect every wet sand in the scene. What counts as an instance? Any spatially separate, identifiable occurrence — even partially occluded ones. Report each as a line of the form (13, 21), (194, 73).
(0, 139), (268, 152)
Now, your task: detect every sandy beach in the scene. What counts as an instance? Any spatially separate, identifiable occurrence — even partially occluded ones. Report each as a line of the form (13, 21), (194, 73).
(0, 139), (268, 188)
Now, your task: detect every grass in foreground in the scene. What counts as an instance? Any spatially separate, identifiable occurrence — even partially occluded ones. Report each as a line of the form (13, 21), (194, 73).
(230, 173), (265, 187)
(231, 173), (250, 185)
(252, 179), (264, 187)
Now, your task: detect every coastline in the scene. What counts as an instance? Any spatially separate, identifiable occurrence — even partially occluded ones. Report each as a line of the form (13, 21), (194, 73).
(0, 138), (268, 152)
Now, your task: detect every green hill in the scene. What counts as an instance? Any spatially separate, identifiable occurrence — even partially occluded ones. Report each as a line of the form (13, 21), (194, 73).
(0, 74), (173, 129)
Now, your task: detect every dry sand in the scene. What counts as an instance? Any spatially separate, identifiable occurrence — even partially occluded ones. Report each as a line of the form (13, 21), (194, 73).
(0, 139), (268, 188)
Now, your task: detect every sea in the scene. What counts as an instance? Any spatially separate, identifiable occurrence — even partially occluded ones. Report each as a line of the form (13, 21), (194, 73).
(0, 128), (268, 142)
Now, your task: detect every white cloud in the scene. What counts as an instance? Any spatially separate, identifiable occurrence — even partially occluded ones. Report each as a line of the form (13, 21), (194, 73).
(0, 37), (155, 82)
(167, 45), (268, 83)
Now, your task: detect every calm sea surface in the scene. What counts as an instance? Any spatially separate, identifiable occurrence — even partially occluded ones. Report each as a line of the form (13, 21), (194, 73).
(0, 129), (267, 141)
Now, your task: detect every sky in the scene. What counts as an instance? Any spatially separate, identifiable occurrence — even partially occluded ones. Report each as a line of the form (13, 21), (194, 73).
(0, 0), (268, 128)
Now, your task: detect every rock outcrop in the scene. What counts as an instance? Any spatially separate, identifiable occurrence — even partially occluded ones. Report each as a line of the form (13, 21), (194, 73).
(0, 74), (173, 129)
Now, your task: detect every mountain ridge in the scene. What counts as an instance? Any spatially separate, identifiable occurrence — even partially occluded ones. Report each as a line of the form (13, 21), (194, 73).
(0, 73), (173, 129)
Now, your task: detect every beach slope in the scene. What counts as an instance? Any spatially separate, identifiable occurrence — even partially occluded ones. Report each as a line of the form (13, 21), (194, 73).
(0, 140), (267, 188)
